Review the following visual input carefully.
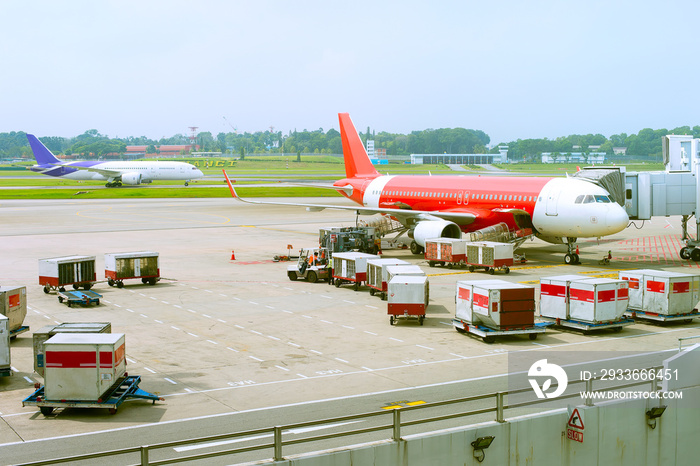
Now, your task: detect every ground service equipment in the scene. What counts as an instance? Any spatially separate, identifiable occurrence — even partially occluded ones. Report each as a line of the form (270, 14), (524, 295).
(465, 241), (514, 274)
(332, 252), (379, 290)
(39, 255), (96, 293)
(425, 238), (468, 268)
(33, 322), (112, 377)
(539, 275), (633, 333)
(388, 275), (429, 325)
(367, 258), (409, 298)
(287, 248), (331, 283)
(453, 279), (547, 343)
(105, 251), (160, 287)
(57, 289), (102, 307)
(620, 269), (700, 323)
(0, 316), (11, 377)
(319, 227), (380, 255)
(0, 286), (29, 338)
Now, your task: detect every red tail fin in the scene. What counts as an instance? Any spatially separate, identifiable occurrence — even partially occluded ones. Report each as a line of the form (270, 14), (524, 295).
(338, 113), (379, 179)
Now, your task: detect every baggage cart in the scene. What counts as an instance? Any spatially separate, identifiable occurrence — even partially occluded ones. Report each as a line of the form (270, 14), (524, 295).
(0, 286), (28, 339)
(451, 319), (549, 344)
(466, 241), (514, 274)
(367, 258), (409, 298)
(388, 275), (429, 325)
(332, 252), (379, 290)
(22, 375), (162, 416)
(625, 309), (700, 324)
(540, 275), (630, 331)
(425, 238), (467, 268)
(39, 255), (96, 293)
(57, 290), (103, 307)
(105, 251), (160, 287)
(0, 316), (10, 377)
(33, 322), (112, 377)
(619, 269), (700, 317)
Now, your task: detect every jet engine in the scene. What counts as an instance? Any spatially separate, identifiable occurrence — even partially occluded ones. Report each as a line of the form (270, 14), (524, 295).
(121, 172), (142, 185)
(409, 220), (462, 246)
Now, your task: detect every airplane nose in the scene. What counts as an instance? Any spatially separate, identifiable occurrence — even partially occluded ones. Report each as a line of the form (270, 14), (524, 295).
(606, 204), (629, 234)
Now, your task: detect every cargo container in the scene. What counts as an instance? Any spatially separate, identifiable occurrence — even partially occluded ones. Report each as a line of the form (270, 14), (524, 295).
(387, 275), (429, 325)
(33, 323), (112, 377)
(39, 256), (96, 293)
(453, 279), (546, 342)
(619, 269), (700, 320)
(0, 286), (28, 337)
(425, 238), (467, 268)
(0, 316), (10, 377)
(385, 265), (425, 283)
(332, 252), (379, 290)
(105, 251), (160, 287)
(466, 241), (514, 274)
(43, 333), (126, 402)
(366, 258), (409, 298)
(539, 275), (633, 332)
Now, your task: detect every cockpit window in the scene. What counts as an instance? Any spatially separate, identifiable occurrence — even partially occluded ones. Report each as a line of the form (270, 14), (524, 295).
(575, 195), (584, 204)
(583, 195), (595, 203)
(594, 195), (611, 203)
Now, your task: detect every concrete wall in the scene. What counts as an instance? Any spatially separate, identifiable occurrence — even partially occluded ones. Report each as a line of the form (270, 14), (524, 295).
(271, 346), (700, 466)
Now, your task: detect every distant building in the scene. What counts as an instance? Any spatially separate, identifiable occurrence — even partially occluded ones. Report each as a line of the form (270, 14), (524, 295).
(411, 146), (507, 165)
(541, 152), (606, 164)
(613, 147), (627, 155)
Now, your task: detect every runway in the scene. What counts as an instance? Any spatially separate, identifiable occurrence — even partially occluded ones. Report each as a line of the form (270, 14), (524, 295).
(0, 198), (698, 464)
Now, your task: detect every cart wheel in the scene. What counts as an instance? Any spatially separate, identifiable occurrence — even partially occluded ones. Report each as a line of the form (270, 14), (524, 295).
(84, 283), (92, 290)
(108, 408), (118, 415)
(612, 326), (623, 333)
(504, 266), (510, 274)
(73, 283), (80, 290)
(307, 271), (318, 283)
(382, 293), (387, 301)
(369, 288), (376, 296)
(389, 315), (395, 325)
(353, 282), (360, 291)
(58, 296), (64, 303)
(149, 278), (157, 286)
(39, 406), (54, 416)
(456, 326), (466, 334)
(59, 287), (65, 292)
(43, 284), (50, 294)
(108, 279), (115, 287)
(141, 278), (148, 284)
(117, 281), (124, 288)
(288, 271), (297, 281)
(447, 263), (453, 269)
(529, 333), (537, 340)
(482, 336), (496, 344)
(488, 268), (495, 275)
(96, 299), (100, 305)
(335, 280), (341, 288)
(468, 265), (475, 273)
(428, 261), (435, 267)
(419, 316), (425, 326)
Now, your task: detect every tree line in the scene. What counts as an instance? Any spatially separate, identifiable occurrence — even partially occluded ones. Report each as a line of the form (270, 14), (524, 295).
(2, 124), (700, 161)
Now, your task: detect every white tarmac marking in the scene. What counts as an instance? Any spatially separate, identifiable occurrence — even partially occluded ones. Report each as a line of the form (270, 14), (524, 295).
(250, 330), (263, 336)
(226, 347), (238, 352)
(186, 332), (199, 338)
(11, 367), (19, 373)
(275, 365), (290, 372)
(297, 374), (308, 378)
(171, 326), (181, 331)
(140, 314), (148, 318)
(173, 305), (182, 309)
(43, 315), (50, 319)
(249, 356), (263, 362)
(187, 309), (197, 313)
(164, 378), (177, 385)
(335, 358), (349, 364)
(113, 304), (122, 308)
(233, 297), (242, 301)
(206, 340), (218, 345)
(364, 331), (378, 336)
(191, 287), (199, 290)
(126, 357), (136, 364)
(309, 350), (322, 355)
(320, 320), (333, 324)
(342, 300), (355, 304)
(204, 290), (213, 293)
(284, 287), (293, 291)
(202, 314), (212, 318)
(283, 310), (293, 314)
(23, 377), (33, 384)
(150, 297), (157, 300)
(389, 337), (403, 342)
(416, 344), (434, 351)
(217, 319), (227, 323)
(302, 315), (313, 319)
(126, 309), (135, 313)
(234, 325), (245, 329)
(267, 336), (281, 341)
(449, 353), (466, 359)
(361, 367), (373, 371)
(265, 305), (275, 309)
(249, 301), (258, 305)
(342, 325), (355, 330)
(161, 301), (169, 305)
(219, 294), (227, 297)
(365, 305), (378, 309)
(288, 342), (301, 347)
(144, 367), (156, 374)
(531, 341), (550, 347)
(154, 320), (163, 324)
(440, 321), (452, 326)
(321, 295), (332, 299)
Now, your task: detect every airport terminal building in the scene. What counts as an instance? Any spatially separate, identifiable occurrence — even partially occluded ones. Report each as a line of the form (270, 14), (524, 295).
(410, 146), (508, 165)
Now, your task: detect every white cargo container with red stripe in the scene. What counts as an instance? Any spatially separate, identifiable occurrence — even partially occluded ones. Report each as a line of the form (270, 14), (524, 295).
(39, 256), (96, 293)
(453, 279), (547, 343)
(0, 286), (28, 337)
(44, 333), (126, 401)
(366, 258), (408, 298)
(425, 238), (467, 268)
(332, 252), (379, 290)
(387, 275), (429, 325)
(619, 269), (700, 322)
(539, 275), (633, 332)
(465, 241), (514, 274)
(0, 316), (10, 377)
(105, 251), (160, 287)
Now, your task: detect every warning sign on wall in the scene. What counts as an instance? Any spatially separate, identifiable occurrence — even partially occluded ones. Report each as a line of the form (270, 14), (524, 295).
(566, 408), (584, 443)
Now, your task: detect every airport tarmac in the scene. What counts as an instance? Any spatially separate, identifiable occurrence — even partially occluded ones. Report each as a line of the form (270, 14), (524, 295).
(0, 197), (699, 464)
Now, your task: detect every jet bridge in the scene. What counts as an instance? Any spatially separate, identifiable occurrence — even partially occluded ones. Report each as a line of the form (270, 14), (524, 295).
(576, 135), (700, 261)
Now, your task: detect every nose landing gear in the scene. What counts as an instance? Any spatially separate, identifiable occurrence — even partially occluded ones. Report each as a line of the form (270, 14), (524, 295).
(564, 238), (580, 264)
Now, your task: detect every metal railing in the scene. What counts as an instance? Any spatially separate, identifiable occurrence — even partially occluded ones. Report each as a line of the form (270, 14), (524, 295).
(15, 368), (664, 466)
(678, 335), (700, 352)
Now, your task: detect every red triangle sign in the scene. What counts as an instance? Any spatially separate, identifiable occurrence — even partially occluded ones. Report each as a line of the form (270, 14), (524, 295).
(568, 408), (584, 430)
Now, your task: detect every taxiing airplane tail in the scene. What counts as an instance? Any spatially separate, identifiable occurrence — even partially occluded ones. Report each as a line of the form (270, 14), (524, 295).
(27, 134), (60, 165)
(338, 113), (380, 179)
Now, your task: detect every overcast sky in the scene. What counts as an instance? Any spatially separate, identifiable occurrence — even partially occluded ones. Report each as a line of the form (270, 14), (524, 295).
(2, 1), (699, 145)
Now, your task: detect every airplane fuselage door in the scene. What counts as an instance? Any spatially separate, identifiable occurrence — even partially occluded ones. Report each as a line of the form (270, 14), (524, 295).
(457, 191), (463, 205)
(546, 190), (559, 216)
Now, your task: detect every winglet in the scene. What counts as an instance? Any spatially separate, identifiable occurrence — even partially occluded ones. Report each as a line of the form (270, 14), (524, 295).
(338, 113), (379, 179)
(222, 170), (238, 198)
(27, 134), (61, 165)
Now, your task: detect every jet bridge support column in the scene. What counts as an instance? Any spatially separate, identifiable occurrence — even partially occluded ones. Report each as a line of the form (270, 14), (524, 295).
(680, 163), (700, 261)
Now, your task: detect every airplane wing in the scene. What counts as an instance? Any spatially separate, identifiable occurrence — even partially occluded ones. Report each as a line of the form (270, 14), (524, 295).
(223, 170), (477, 226)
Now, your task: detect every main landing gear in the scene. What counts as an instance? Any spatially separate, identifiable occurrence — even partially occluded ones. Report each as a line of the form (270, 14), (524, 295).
(564, 237), (580, 265)
(105, 181), (122, 187)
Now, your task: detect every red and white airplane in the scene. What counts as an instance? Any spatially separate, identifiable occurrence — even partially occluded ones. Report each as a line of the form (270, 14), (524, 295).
(223, 113), (629, 264)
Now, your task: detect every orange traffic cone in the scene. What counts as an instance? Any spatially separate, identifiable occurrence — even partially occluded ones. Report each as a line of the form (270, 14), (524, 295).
(575, 245), (579, 255)
(230, 251), (236, 260)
